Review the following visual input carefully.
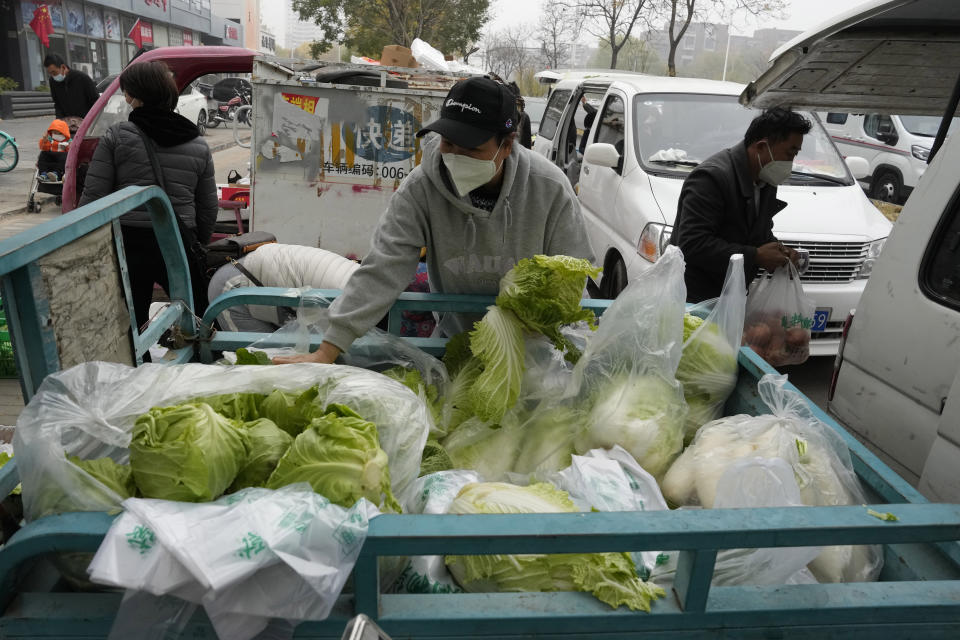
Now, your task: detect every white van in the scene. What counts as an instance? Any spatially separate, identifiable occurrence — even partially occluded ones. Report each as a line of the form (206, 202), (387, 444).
(819, 111), (959, 203)
(741, 0), (960, 500)
(533, 74), (891, 356)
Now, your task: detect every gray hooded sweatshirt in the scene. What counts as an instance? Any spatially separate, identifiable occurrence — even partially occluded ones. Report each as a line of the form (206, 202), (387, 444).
(322, 135), (595, 352)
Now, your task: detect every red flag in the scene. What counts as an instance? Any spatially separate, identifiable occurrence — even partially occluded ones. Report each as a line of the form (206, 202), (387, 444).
(128, 18), (143, 49)
(29, 4), (54, 49)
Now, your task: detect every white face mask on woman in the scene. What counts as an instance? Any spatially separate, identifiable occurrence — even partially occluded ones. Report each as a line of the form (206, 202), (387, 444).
(442, 140), (506, 196)
(757, 139), (793, 186)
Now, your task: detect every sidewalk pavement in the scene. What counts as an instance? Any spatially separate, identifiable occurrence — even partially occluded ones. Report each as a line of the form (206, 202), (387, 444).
(0, 133), (252, 426)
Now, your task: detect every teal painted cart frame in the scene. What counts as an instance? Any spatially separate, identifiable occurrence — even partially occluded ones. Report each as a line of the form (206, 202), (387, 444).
(0, 187), (958, 638)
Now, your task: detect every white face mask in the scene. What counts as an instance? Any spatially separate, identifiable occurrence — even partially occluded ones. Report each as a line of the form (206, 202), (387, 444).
(51, 73), (66, 83)
(757, 140), (793, 186)
(442, 141), (505, 197)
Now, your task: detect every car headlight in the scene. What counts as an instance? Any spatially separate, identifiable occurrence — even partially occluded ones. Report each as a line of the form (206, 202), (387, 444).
(637, 222), (673, 262)
(911, 144), (930, 161)
(859, 237), (887, 278)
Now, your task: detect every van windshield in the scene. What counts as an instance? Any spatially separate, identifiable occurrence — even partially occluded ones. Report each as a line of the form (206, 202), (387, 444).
(633, 93), (852, 185)
(899, 115), (960, 137)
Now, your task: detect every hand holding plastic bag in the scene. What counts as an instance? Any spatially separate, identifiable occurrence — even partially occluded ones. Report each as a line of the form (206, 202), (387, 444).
(743, 261), (815, 366)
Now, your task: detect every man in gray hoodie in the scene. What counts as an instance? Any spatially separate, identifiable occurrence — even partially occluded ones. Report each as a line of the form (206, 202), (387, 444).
(275, 76), (594, 364)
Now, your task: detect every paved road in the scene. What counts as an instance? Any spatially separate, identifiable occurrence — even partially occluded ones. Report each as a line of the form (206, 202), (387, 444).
(0, 115), (250, 217)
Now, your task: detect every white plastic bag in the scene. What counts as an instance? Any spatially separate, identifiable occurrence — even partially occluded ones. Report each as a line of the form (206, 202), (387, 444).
(743, 261), (816, 366)
(393, 470), (479, 594)
(677, 255), (746, 441)
(661, 374), (883, 583)
(552, 446), (671, 578)
(570, 246), (688, 479)
(91, 484), (378, 640)
(13, 361), (431, 520)
(410, 38), (449, 71)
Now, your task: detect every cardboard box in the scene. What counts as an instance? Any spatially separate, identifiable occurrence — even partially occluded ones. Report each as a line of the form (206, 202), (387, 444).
(381, 44), (418, 68)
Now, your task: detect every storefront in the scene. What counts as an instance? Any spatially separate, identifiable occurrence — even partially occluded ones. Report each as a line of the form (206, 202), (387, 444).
(4, 0), (239, 92)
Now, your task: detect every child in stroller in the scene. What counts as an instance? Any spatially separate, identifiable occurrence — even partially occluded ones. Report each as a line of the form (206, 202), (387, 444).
(28, 119), (71, 213)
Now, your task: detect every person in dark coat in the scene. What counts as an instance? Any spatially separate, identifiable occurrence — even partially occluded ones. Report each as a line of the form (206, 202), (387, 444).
(508, 82), (533, 149)
(670, 107), (811, 302)
(43, 53), (98, 130)
(78, 60), (217, 328)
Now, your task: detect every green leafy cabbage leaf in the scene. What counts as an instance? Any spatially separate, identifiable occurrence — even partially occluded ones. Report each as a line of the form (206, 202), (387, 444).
(235, 348), (272, 365)
(69, 455), (137, 499)
(419, 439), (454, 477)
(445, 482), (665, 611)
(199, 392), (265, 423)
(130, 402), (248, 502)
(496, 255), (600, 363)
(229, 418), (294, 491)
(443, 416), (523, 480)
(383, 366), (443, 434)
(512, 405), (585, 475)
(266, 404), (401, 512)
(676, 314), (738, 441)
(469, 306), (526, 424)
(259, 387), (318, 437)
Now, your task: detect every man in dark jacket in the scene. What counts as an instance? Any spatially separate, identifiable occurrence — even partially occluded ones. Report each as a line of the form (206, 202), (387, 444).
(671, 107), (811, 302)
(43, 54), (98, 126)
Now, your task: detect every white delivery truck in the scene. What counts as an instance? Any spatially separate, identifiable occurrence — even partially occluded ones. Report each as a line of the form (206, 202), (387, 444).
(740, 0), (960, 501)
(65, 52), (468, 258)
(532, 73), (891, 356)
(819, 111), (959, 203)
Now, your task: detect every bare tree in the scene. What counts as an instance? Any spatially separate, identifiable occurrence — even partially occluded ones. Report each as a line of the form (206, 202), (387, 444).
(563, 0), (653, 69)
(657, 0), (787, 77)
(539, 0), (582, 69)
(483, 25), (537, 81)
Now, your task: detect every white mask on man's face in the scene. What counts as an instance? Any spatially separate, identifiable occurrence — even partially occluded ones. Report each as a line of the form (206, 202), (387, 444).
(757, 140), (793, 186)
(442, 141), (505, 196)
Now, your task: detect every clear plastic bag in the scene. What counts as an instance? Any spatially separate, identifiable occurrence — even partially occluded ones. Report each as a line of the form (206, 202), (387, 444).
(13, 361), (431, 521)
(652, 457), (823, 587)
(569, 246), (688, 479)
(660, 374), (883, 583)
(677, 255), (746, 442)
(742, 261), (816, 366)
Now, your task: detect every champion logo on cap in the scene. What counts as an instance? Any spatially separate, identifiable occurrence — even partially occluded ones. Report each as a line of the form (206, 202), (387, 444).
(445, 98), (482, 114)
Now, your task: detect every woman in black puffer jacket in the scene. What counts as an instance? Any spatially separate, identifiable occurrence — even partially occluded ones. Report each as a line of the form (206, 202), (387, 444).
(79, 60), (217, 329)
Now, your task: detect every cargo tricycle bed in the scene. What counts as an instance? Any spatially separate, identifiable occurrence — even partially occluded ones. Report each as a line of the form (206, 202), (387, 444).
(0, 182), (957, 639)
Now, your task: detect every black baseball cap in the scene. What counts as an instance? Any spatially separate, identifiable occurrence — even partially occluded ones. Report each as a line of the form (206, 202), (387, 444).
(416, 76), (518, 148)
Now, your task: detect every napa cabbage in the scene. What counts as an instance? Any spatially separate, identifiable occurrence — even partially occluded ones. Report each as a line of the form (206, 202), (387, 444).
(445, 482), (665, 611)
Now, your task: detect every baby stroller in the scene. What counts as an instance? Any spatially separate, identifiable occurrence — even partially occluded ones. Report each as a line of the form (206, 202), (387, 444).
(27, 119), (71, 213)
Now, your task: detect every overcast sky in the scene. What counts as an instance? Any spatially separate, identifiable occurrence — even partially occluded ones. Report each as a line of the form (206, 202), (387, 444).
(266, 0), (881, 49)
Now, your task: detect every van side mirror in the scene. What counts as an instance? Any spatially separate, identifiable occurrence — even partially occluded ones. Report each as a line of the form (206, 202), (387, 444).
(583, 143), (621, 169)
(876, 121), (898, 146)
(844, 156), (870, 180)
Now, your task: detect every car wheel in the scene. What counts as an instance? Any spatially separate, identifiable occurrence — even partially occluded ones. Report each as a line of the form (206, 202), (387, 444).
(871, 170), (902, 204)
(602, 257), (628, 299)
(196, 110), (207, 136)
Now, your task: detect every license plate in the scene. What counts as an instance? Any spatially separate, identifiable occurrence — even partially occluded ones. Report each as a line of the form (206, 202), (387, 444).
(812, 308), (831, 332)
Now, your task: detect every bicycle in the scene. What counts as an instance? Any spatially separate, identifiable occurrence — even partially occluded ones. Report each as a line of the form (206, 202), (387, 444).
(0, 130), (18, 173)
